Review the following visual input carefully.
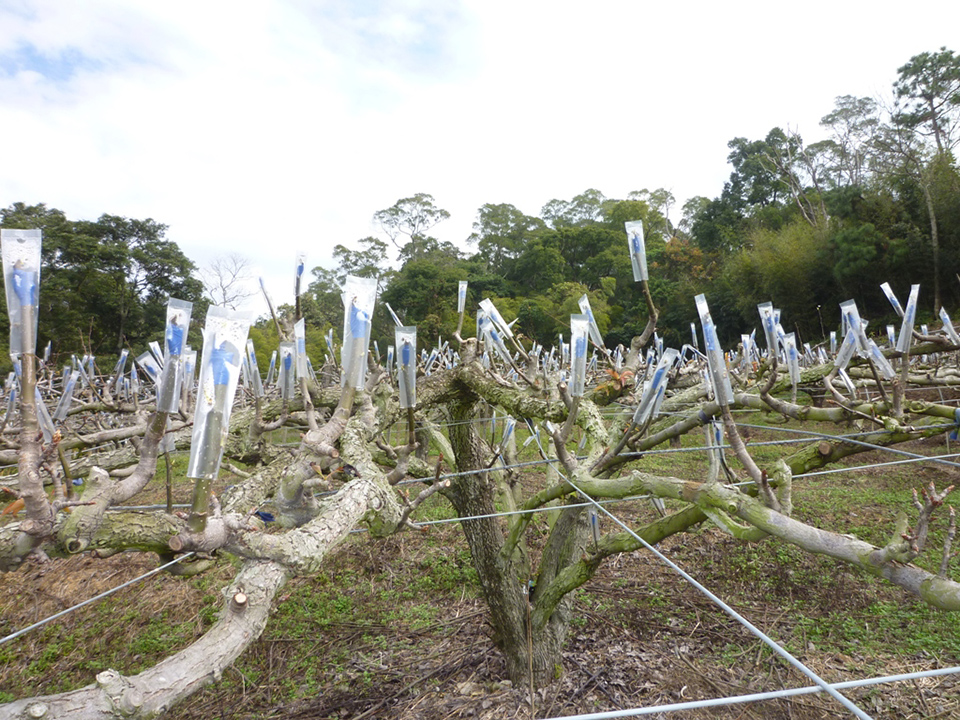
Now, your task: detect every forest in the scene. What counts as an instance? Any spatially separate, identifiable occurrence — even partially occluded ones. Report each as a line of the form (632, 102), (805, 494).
(0, 47), (958, 720)
(303, 52), (960, 364)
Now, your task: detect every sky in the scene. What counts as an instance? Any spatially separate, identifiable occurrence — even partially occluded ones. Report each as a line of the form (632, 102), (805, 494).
(1, 0), (959, 318)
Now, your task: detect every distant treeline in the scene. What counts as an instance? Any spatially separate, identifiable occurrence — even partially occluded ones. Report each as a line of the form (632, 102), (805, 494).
(303, 49), (960, 354)
(0, 202), (204, 373)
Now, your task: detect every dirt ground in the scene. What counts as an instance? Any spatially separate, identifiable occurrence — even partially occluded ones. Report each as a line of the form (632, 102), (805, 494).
(2, 523), (957, 720)
(2, 432), (959, 719)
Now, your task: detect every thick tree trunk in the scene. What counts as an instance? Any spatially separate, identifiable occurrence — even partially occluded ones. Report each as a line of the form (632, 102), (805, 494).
(445, 395), (580, 687)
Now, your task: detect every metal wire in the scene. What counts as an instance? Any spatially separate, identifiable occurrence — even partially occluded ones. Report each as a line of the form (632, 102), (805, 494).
(108, 504), (192, 511)
(0, 552), (196, 647)
(385, 416), (876, 712)
(3, 390), (958, 718)
(560, 470), (873, 720)
(187, 395), (960, 717)
(736, 421), (960, 471)
(539, 665), (960, 719)
(347, 494), (657, 532)
(796, 451), (960, 478)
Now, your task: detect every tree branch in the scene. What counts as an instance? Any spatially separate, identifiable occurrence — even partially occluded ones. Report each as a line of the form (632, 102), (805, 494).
(0, 561), (289, 720)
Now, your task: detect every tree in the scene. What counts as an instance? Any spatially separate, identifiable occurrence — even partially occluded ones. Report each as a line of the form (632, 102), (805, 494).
(724, 132), (791, 211)
(885, 47), (960, 311)
(397, 236), (462, 264)
(91, 214), (203, 349)
(540, 189), (607, 229)
(468, 202), (545, 273)
(893, 46), (960, 155)
(505, 235), (567, 294)
(2, 214), (960, 718)
(0, 203), (203, 360)
(379, 256), (466, 342)
(623, 188), (675, 238)
(305, 265), (348, 331)
(689, 131), (800, 255)
(819, 95), (881, 187)
(871, 49), (960, 313)
(829, 223), (888, 296)
(677, 195), (711, 238)
(690, 196), (745, 253)
(331, 236), (390, 281)
(302, 236), (394, 343)
(373, 193), (451, 251)
(721, 219), (834, 338)
(760, 127), (830, 229)
(200, 253), (256, 310)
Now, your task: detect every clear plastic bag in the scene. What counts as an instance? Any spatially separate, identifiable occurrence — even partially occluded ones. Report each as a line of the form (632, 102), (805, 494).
(186, 306), (252, 481)
(624, 220), (647, 282)
(157, 298), (193, 413)
(696, 294), (733, 406)
(396, 326), (417, 409)
(1, 229), (41, 357)
(341, 276), (377, 390)
(569, 314), (589, 398)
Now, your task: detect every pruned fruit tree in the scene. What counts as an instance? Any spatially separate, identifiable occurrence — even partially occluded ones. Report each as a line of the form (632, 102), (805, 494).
(0, 224), (957, 720)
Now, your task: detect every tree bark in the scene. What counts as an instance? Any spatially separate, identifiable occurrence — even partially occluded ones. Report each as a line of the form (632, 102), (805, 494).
(443, 387), (597, 687)
(920, 176), (941, 312)
(0, 561), (289, 720)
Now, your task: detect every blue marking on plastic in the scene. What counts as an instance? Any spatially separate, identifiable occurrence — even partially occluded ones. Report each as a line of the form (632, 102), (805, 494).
(166, 322), (184, 356)
(574, 335), (587, 359)
(12, 266), (37, 306)
(705, 327), (717, 352)
(210, 342), (236, 385)
(350, 304), (369, 338)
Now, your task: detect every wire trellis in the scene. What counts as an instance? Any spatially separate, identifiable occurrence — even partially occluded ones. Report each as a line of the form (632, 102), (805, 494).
(2, 404), (960, 718)
(539, 665), (960, 719)
(0, 552), (195, 647)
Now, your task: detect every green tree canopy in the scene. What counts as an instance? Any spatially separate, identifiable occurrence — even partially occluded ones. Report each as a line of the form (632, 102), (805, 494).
(0, 202), (204, 364)
(372, 193), (451, 250)
(468, 202), (545, 273)
(894, 46), (960, 154)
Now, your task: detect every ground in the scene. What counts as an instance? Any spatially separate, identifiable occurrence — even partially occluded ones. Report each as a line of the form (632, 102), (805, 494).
(1, 425), (959, 719)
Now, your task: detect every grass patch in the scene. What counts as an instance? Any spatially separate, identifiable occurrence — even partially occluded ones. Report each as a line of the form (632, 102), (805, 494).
(2, 407), (959, 718)
(790, 599), (960, 660)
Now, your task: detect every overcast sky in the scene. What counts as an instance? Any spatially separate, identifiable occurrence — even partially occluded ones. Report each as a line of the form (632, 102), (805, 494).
(1, 1), (958, 316)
